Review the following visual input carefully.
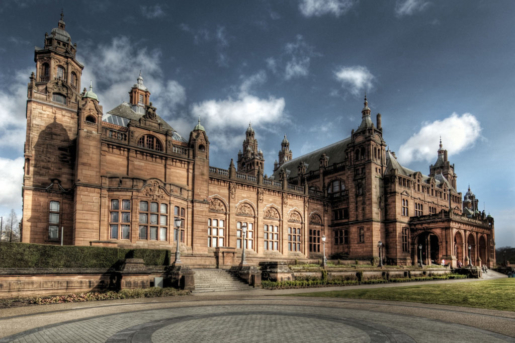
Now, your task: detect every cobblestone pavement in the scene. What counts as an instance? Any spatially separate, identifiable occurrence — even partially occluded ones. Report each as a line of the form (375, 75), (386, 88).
(1, 295), (515, 343)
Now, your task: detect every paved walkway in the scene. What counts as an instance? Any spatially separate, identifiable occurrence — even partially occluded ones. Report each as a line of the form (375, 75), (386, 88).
(0, 272), (511, 343)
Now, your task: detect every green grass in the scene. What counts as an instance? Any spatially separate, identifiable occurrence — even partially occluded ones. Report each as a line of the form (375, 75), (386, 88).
(290, 278), (515, 312)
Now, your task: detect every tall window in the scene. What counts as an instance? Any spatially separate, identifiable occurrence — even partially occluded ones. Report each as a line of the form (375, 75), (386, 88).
(415, 203), (423, 217)
(139, 201), (166, 241)
(334, 229), (349, 245)
(358, 227), (365, 243)
(237, 221), (254, 249)
(42, 63), (50, 80)
(49, 201), (60, 240)
(110, 199), (131, 239)
(309, 229), (320, 252)
(288, 227), (301, 252)
(159, 203), (168, 241)
(57, 66), (65, 79)
(429, 206), (437, 214)
(264, 224), (279, 251)
(402, 199), (409, 216)
(138, 135), (163, 152)
(174, 206), (185, 242)
(402, 227), (409, 252)
(333, 208), (349, 220)
(208, 218), (224, 247)
(327, 179), (345, 197)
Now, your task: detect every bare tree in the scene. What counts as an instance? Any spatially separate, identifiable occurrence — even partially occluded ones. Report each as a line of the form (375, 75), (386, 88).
(4, 210), (19, 242)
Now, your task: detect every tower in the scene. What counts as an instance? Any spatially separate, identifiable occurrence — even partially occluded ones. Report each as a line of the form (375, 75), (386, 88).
(429, 138), (457, 189)
(129, 72), (151, 114)
(274, 135), (292, 172)
(237, 123), (264, 176)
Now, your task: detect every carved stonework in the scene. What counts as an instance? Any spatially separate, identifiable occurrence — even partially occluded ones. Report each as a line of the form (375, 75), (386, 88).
(289, 211), (302, 223)
(258, 189), (264, 203)
(143, 180), (165, 201)
(453, 206), (462, 216)
(264, 207), (280, 220)
(324, 202), (329, 213)
(237, 203), (254, 217)
(144, 102), (158, 121)
(304, 200), (308, 213)
(209, 198), (226, 213)
(282, 193), (288, 206)
(310, 214), (322, 226)
(230, 183), (236, 199)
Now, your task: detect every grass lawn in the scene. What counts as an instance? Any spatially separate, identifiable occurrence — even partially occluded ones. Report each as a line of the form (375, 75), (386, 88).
(290, 278), (515, 312)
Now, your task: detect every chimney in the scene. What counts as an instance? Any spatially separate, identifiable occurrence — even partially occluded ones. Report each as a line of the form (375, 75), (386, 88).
(376, 113), (382, 130)
(444, 150), (448, 162)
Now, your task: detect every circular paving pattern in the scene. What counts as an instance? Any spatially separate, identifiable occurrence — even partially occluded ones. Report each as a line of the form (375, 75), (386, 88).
(1, 302), (515, 343)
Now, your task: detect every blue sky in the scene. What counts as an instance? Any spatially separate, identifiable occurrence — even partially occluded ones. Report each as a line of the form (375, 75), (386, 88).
(0, 0), (513, 246)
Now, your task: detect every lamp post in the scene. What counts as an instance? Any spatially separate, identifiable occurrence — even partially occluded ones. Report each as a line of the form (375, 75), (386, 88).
(174, 218), (182, 264)
(321, 235), (327, 268)
(378, 241), (383, 267)
(468, 245), (472, 267)
(240, 223), (247, 266)
(419, 244), (423, 267)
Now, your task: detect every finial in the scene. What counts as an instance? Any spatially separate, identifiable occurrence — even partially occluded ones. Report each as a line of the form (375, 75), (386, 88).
(364, 91), (367, 105)
(60, 9), (64, 21)
(198, 117), (201, 125)
(89, 81), (93, 91)
(439, 136), (442, 149)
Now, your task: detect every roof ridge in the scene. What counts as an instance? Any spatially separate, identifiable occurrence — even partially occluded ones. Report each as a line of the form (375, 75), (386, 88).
(280, 136), (351, 168)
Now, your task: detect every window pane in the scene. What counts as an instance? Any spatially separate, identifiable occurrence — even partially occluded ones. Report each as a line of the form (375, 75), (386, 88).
(274, 234), (278, 240)
(49, 226), (59, 239)
(208, 237), (211, 247)
(208, 228), (211, 235)
(248, 240), (253, 249)
(212, 237), (217, 247)
(237, 239), (241, 248)
(213, 219), (218, 227)
(274, 226), (278, 232)
(174, 206), (179, 215)
(150, 214), (158, 224)
(151, 202), (158, 212)
(160, 204), (167, 214)
(110, 225), (118, 239)
(288, 243), (292, 251)
(219, 229), (224, 237)
(237, 231), (241, 238)
(249, 223), (253, 230)
(139, 213), (148, 224)
(212, 228), (217, 236)
(208, 219), (211, 226)
(139, 226), (147, 239)
(248, 232), (253, 238)
(219, 238), (224, 247)
(110, 212), (119, 223)
(297, 243), (301, 251)
(181, 219), (185, 228)
(288, 227), (291, 234)
(160, 215), (167, 226)
(264, 233), (268, 239)
(264, 225), (268, 231)
(237, 222), (241, 229)
(122, 212), (130, 223)
(49, 213), (59, 224)
(150, 227), (157, 240)
(264, 242), (268, 250)
(274, 242), (278, 250)
(122, 225), (130, 239)
(50, 201), (60, 212)
(219, 220), (224, 228)
(111, 199), (119, 210)
(181, 208), (185, 216)
(122, 200), (131, 210)
(160, 228), (167, 241)
(174, 229), (179, 241)
(140, 201), (148, 211)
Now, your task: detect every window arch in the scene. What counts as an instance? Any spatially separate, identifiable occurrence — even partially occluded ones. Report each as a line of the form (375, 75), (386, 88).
(138, 135), (163, 152)
(85, 115), (96, 124)
(52, 93), (66, 104)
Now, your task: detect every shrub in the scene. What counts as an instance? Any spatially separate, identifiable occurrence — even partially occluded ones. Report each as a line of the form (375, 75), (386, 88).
(0, 242), (171, 269)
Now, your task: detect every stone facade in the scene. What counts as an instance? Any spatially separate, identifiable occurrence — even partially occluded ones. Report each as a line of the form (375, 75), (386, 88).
(20, 16), (496, 268)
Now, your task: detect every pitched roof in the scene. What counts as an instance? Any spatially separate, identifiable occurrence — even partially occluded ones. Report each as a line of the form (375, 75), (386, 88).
(272, 137), (351, 179)
(104, 102), (185, 142)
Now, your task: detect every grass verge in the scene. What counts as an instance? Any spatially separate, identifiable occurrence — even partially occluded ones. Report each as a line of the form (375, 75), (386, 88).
(290, 278), (515, 312)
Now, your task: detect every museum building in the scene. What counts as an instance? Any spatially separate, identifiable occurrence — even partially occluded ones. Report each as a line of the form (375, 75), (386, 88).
(20, 16), (496, 268)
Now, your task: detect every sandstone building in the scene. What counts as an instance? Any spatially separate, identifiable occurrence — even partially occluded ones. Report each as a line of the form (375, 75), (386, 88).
(20, 16), (496, 268)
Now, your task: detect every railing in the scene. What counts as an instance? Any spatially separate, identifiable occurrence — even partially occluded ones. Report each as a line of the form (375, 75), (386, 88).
(40, 76), (50, 82)
(309, 189), (324, 197)
(273, 181), (282, 187)
(103, 128), (128, 142)
(263, 179), (273, 186)
(209, 167), (229, 177)
(236, 173), (247, 180)
(172, 146), (188, 155)
(247, 175), (257, 182)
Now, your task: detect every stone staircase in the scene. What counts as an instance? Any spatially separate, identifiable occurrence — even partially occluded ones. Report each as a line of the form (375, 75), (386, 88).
(192, 269), (254, 293)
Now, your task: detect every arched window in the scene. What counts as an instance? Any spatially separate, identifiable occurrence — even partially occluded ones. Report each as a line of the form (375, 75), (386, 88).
(138, 135), (163, 152)
(52, 93), (66, 104)
(71, 72), (77, 88)
(42, 63), (50, 80)
(85, 115), (96, 124)
(57, 66), (65, 80)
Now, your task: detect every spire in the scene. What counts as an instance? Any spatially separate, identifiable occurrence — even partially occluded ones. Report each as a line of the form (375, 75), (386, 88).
(439, 136), (443, 150)
(58, 9), (66, 30)
(194, 117), (205, 131)
(60, 9), (64, 21)
(83, 81), (98, 101)
(361, 93), (371, 118)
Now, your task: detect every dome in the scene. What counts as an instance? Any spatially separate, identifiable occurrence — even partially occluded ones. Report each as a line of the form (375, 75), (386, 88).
(133, 72), (148, 91)
(464, 186), (475, 199)
(51, 26), (71, 42)
(246, 123), (254, 133)
(194, 118), (205, 131)
(83, 83), (98, 101)
(282, 135), (289, 144)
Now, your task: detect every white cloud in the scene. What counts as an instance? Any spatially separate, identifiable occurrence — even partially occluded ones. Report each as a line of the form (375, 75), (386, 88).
(299, 0), (357, 17)
(141, 4), (165, 19)
(334, 66), (375, 96)
(191, 71), (286, 151)
(398, 113), (481, 165)
(284, 35), (317, 80)
(78, 36), (186, 119)
(395, 0), (430, 17)
(266, 57), (277, 74)
(0, 157), (24, 209)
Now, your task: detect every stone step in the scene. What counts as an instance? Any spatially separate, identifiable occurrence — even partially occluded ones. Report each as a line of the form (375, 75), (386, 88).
(192, 268), (252, 293)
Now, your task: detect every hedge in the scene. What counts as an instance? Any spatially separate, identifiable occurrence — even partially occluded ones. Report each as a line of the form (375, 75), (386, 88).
(0, 242), (170, 269)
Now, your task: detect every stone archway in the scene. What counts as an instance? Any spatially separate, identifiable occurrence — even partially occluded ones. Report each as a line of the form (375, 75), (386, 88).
(455, 232), (464, 265)
(467, 234), (476, 266)
(479, 236), (487, 265)
(416, 232), (440, 265)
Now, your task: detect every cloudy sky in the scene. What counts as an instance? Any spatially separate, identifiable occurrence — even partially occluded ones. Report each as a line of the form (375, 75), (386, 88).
(0, 0), (514, 246)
